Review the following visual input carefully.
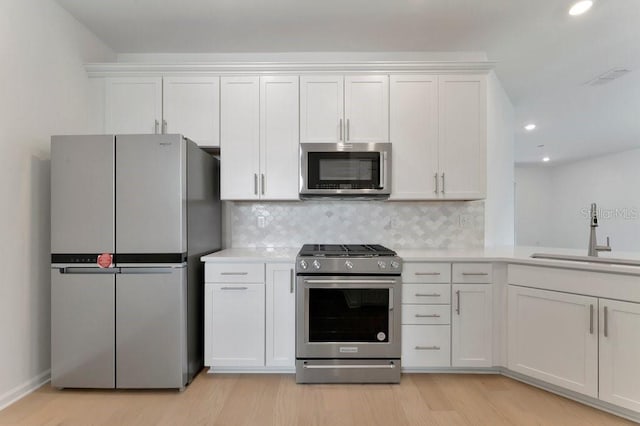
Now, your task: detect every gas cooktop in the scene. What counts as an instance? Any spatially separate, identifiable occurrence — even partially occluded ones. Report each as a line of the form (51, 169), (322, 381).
(298, 244), (397, 258)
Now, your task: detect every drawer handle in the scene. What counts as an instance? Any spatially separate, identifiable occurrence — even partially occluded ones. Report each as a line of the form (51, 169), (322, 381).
(415, 293), (441, 297)
(220, 272), (249, 276)
(415, 314), (441, 318)
(220, 287), (248, 291)
(415, 346), (440, 351)
(461, 272), (489, 276)
(415, 272), (441, 276)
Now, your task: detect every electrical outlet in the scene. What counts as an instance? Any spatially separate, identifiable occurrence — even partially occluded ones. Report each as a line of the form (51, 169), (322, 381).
(257, 216), (266, 228)
(459, 214), (473, 228)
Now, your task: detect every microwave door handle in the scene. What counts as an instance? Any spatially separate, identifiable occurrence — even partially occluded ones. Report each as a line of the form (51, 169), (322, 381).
(380, 152), (386, 189)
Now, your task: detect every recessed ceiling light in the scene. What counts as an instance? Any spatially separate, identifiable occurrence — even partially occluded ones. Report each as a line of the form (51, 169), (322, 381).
(524, 123), (537, 131)
(569, 0), (593, 16)
(542, 157), (551, 162)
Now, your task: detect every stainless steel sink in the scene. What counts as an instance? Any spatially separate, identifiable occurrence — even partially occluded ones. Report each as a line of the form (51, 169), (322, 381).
(531, 253), (640, 267)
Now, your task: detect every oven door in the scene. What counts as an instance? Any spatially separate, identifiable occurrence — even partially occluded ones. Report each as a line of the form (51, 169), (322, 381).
(296, 275), (401, 358)
(300, 143), (391, 197)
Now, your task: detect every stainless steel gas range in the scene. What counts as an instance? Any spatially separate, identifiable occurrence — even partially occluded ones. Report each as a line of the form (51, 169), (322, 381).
(295, 244), (402, 384)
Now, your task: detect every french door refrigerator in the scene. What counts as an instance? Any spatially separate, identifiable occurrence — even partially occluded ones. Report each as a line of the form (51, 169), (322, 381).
(50, 134), (220, 389)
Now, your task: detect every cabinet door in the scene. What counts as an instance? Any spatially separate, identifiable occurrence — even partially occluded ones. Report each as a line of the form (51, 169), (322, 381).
(259, 76), (300, 200)
(344, 75), (389, 142)
(452, 284), (492, 367)
(220, 76), (260, 200)
(508, 286), (598, 397)
(105, 77), (162, 134)
(163, 76), (220, 147)
(210, 283), (265, 367)
(300, 75), (344, 143)
(599, 299), (640, 411)
(265, 263), (296, 368)
(389, 75), (438, 199)
(438, 75), (486, 200)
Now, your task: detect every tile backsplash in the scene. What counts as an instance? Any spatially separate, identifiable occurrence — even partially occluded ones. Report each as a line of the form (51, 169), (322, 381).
(229, 201), (484, 249)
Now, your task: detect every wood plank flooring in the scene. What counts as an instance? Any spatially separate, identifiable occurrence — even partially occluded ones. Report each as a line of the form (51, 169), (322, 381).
(0, 372), (635, 425)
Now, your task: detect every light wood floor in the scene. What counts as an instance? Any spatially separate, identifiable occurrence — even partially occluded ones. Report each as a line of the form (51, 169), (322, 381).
(0, 372), (635, 425)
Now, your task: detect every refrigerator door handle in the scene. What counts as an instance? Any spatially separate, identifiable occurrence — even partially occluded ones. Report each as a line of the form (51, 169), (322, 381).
(59, 267), (120, 274)
(119, 267), (177, 274)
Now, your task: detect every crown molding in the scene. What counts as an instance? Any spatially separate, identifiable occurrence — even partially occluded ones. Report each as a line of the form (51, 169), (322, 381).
(85, 61), (495, 77)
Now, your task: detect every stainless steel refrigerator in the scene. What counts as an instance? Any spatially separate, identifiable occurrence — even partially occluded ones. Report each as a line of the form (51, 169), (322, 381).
(50, 134), (220, 389)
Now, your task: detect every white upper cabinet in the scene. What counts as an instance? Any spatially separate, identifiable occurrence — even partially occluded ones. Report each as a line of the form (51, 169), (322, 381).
(220, 76), (261, 200)
(438, 75), (487, 200)
(389, 74), (487, 200)
(389, 75), (439, 199)
(221, 76), (299, 201)
(105, 77), (162, 134)
(162, 76), (220, 147)
(300, 75), (389, 143)
(103, 76), (220, 147)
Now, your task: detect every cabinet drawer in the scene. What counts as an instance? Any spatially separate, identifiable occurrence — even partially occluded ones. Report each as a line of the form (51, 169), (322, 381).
(452, 263), (492, 283)
(402, 263), (451, 283)
(205, 263), (264, 283)
(402, 305), (450, 325)
(402, 325), (451, 367)
(403, 284), (451, 304)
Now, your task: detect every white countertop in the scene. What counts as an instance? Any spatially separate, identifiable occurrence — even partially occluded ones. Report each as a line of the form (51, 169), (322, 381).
(201, 246), (640, 275)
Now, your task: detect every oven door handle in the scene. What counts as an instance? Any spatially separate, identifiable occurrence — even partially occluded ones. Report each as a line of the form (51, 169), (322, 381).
(303, 279), (398, 284)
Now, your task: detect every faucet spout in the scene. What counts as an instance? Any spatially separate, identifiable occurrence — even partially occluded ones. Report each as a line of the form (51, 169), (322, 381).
(587, 202), (611, 257)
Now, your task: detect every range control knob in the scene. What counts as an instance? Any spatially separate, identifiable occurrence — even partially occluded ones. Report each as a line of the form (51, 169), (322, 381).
(299, 260), (308, 270)
(345, 260), (354, 269)
(390, 261), (400, 269)
(312, 260), (321, 270)
(378, 261), (387, 269)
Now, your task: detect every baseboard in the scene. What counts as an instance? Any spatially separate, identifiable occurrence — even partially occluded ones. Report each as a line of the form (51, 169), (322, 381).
(207, 367), (295, 374)
(402, 367), (500, 374)
(0, 370), (51, 412)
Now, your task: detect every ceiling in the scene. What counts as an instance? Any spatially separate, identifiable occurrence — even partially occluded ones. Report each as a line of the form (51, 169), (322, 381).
(55, 0), (640, 164)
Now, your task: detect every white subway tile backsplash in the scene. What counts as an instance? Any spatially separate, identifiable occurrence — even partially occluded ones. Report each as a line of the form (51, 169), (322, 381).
(230, 201), (484, 249)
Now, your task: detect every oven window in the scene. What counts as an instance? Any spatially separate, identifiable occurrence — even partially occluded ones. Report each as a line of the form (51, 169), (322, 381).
(307, 152), (380, 189)
(308, 288), (390, 342)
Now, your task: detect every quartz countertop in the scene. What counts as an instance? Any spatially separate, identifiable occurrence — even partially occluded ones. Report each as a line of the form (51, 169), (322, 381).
(201, 246), (640, 275)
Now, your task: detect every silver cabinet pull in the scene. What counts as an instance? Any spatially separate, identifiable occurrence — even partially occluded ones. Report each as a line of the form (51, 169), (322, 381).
(339, 118), (343, 141)
(434, 173), (439, 194)
(162, 119), (167, 134)
(461, 272), (489, 276)
(261, 174), (265, 195)
(254, 173), (258, 195)
(441, 172), (445, 194)
(220, 272), (248, 276)
(415, 314), (441, 318)
(154, 119), (159, 134)
(589, 304), (594, 334)
(220, 287), (248, 290)
(415, 272), (441, 276)
(456, 290), (461, 315)
(604, 306), (609, 337)
(415, 293), (441, 297)
(415, 346), (440, 351)
(290, 269), (294, 294)
(346, 118), (350, 141)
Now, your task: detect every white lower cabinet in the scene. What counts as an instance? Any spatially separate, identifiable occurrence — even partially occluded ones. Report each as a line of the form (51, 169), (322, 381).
(599, 298), (640, 411)
(451, 284), (493, 367)
(207, 282), (265, 367)
(402, 325), (451, 367)
(265, 263), (296, 368)
(508, 285), (598, 398)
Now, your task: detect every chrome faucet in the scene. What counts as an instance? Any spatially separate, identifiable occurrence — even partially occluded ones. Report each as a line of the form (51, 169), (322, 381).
(588, 203), (612, 257)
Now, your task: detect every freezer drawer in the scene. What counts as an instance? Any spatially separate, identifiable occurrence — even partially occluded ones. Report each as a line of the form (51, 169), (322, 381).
(116, 267), (187, 389)
(51, 268), (116, 388)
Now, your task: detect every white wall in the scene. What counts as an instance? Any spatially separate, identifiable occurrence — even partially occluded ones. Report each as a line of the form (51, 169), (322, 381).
(515, 148), (640, 251)
(0, 0), (114, 409)
(484, 71), (515, 247)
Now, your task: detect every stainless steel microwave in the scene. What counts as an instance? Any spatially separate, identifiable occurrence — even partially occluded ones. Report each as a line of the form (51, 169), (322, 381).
(299, 143), (391, 199)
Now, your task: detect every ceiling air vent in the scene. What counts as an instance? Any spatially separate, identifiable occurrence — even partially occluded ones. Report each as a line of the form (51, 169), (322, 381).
(584, 68), (631, 86)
